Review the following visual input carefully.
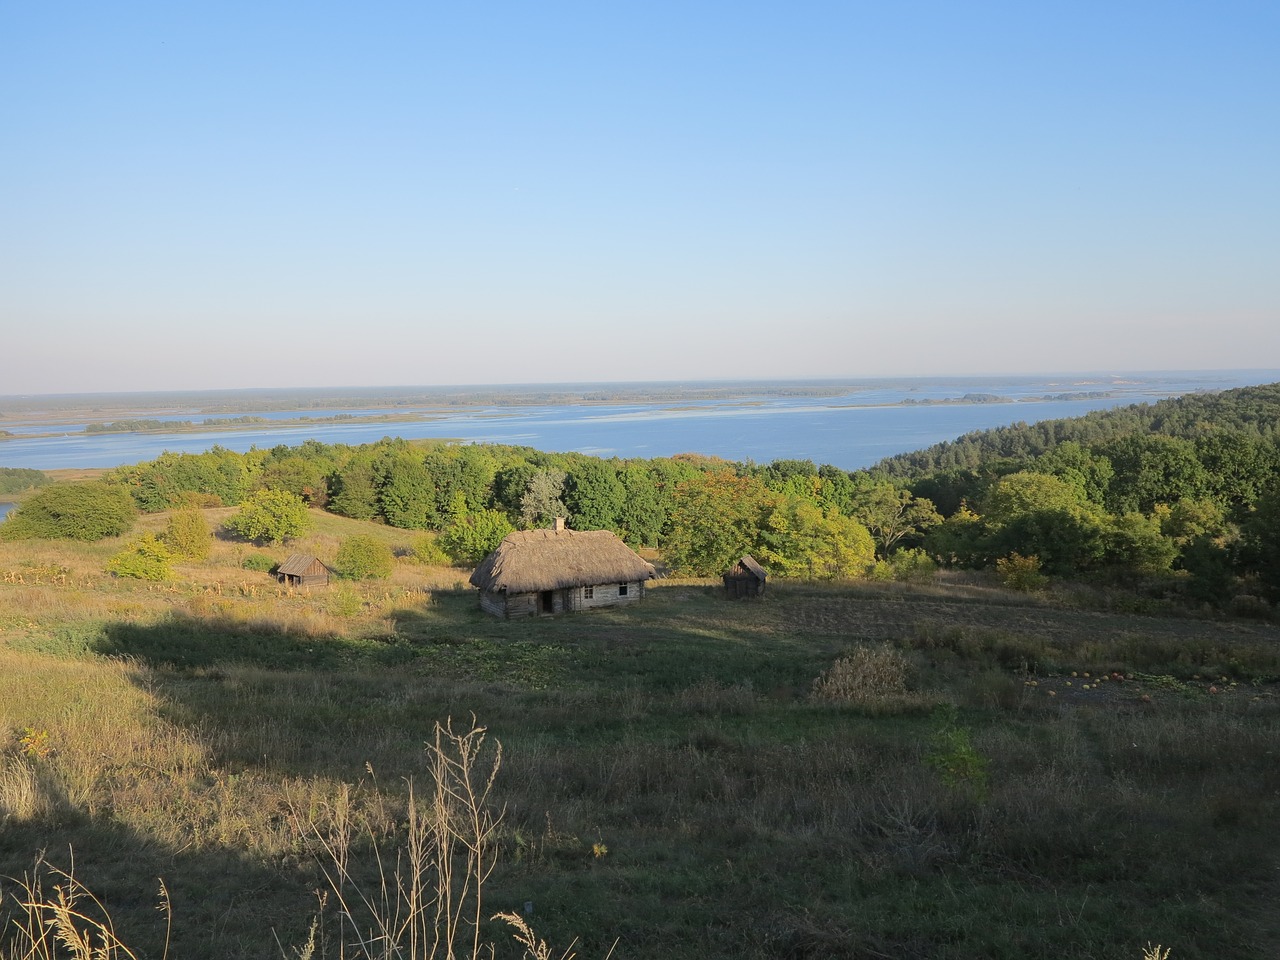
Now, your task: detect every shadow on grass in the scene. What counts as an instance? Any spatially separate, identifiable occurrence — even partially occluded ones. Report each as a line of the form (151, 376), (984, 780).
(0, 779), (319, 960)
(95, 612), (419, 671)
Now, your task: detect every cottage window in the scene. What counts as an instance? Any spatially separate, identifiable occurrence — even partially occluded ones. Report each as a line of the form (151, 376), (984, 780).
(583, 586), (594, 599)
(618, 583), (628, 596)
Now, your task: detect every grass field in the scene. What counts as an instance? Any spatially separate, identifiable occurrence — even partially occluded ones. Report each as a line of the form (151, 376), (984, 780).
(2, 508), (1278, 959)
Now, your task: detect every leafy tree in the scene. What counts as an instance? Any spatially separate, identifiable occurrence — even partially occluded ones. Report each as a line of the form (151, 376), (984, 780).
(924, 504), (985, 566)
(663, 470), (773, 576)
(908, 469), (986, 519)
(438, 509), (514, 566)
(376, 455), (438, 530)
(226, 489), (311, 545)
(1101, 435), (1209, 515)
(851, 484), (942, 558)
(757, 496), (875, 579)
(423, 446), (496, 520)
(261, 455), (331, 506)
(1, 482), (136, 541)
(617, 463), (665, 547)
(493, 463), (538, 517)
(329, 455), (382, 521)
(165, 503), (211, 560)
(1240, 485), (1280, 601)
(334, 535), (395, 580)
(1194, 433), (1279, 517)
(110, 448), (257, 510)
(1102, 512), (1177, 575)
(564, 460), (625, 531)
(1177, 534), (1238, 604)
(1154, 498), (1229, 548)
(106, 534), (172, 581)
(519, 468), (568, 528)
(980, 472), (1110, 575)
(816, 464), (859, 514)
(982, 471), (1093, 519)
(1033, 441), (1114, 505)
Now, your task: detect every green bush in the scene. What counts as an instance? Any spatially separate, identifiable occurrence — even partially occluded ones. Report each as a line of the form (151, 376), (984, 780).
(438, 509), (514, 566)
(334, 535), (395, 580)
(165, 505), (211, 560)
(225, 489), (310, 545)
(1, 482), (136, 541)
(241, 553), (278, 573)
(996, 552), (1048, 592)
(411, 533), (450, 565)
(870, 547), (938, 583)
(106, 535), (172, 581)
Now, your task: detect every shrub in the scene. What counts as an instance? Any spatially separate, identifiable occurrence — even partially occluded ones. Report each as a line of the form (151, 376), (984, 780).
(411, 533), (450, 565)
(811, 645), (911, 704)
(165, 505), (211, 560)
(225, 489), (310, 545)
(870, 547), (938, 583)
(106, 535), (172, 581)
(925, 705), (989, 801)
(241, 553), (277, 573)
(438, 509), (514, 566)
(334, 535), (394, 580)
(1, 482), (136, 541)
(996, 552), (1048, 592)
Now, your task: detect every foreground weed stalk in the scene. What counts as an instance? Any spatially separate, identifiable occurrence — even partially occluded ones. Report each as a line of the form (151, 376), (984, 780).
(1, 853), (170, 960)
(292, 717), (591, 960)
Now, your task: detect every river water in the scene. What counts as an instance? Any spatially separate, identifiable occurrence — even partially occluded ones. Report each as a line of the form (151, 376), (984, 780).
(1, 371), (1275, 473)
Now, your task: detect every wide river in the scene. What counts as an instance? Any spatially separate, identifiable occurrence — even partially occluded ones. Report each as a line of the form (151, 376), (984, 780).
(1, 371), (1275, 474)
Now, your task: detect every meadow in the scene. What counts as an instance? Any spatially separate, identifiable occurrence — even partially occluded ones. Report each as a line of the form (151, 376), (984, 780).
(2, 507), (1278, 959)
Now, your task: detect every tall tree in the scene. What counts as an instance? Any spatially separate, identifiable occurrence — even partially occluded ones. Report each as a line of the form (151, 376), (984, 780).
(564, 460), (625, 531)
(662, 470), (773, 576)
(851, 484), (942, 558)
(519, 469), (568, 528)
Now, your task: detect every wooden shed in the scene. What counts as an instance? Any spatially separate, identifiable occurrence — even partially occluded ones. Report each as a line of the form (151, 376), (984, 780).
(469, 520), (656, 618)
(277, 554), (332, 588)
(723, 555), (767, 598)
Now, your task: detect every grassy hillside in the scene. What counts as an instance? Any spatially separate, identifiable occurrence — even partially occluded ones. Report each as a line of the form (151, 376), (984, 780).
(2, 507), (1279, 959)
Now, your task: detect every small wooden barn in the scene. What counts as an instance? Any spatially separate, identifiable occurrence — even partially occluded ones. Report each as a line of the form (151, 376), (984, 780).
(723, 555), (767, 598)
(469, 520), (656, 618)
(277, 554), (332, 588)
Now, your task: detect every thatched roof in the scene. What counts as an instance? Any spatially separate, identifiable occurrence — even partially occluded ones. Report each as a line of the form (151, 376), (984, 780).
(278, 554), (329, 576)
(470, 528), (656, 594)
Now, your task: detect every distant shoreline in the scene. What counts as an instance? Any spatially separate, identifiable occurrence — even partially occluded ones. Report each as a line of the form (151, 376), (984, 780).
(4, 369), (1270, 435)
(1, 390), (1127, 441)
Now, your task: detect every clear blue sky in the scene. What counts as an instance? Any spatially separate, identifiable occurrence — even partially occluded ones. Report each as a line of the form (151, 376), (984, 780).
(2, 2), (1277, 394)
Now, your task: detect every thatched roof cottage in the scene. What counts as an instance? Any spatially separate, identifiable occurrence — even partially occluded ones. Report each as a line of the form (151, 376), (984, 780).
(469, 519), (656, 618)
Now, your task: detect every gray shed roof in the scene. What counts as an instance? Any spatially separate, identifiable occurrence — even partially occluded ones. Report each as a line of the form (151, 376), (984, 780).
(277, 554), (330, 576)
(470, 528), (655, 594)
(733, 555), (768, 580)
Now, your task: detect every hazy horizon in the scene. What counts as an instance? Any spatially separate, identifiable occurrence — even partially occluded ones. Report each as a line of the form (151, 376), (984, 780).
(3, 368), (1277, 408)
(3, 3), (1276, 394)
